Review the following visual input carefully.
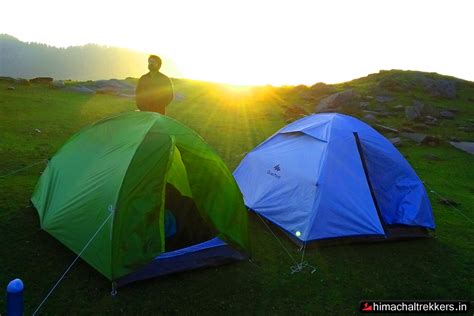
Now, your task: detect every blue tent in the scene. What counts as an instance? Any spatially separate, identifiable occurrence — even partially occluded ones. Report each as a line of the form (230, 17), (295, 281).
(234, 113), (435, 244)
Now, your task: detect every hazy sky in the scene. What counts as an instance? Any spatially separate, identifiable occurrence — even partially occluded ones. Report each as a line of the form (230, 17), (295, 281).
(1, 0), (473, 85)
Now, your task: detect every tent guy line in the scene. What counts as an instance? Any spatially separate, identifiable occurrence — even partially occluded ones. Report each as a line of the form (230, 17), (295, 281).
(32, 210), (114, 316)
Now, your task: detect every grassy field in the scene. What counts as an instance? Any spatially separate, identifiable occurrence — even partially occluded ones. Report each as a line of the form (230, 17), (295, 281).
(0, 74), (473, 315)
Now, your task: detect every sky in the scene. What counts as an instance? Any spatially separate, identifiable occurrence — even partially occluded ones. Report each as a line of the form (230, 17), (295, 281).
(1, 0), (473, 86)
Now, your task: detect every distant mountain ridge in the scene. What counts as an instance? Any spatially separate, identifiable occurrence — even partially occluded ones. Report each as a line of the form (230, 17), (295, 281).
(0, 34), (177, 80)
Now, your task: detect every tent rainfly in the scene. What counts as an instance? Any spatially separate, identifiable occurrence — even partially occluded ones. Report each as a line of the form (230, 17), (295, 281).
(32, 111), (248, 287)
(233, 113), (435, 245)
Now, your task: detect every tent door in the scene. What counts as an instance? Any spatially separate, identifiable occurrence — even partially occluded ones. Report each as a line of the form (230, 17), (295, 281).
(353, 132), (386, 235)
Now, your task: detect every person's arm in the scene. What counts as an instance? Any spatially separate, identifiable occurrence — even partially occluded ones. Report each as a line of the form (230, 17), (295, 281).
(165, 77), (174, 106)
(135, 77), (144, 108)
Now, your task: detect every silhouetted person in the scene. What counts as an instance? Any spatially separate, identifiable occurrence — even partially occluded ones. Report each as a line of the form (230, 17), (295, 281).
(136, 55), (174, 114)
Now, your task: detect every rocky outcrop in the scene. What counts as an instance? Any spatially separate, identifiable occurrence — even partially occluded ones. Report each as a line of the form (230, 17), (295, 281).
(420, 78), (457, 99)
(316, 89), (356, 112)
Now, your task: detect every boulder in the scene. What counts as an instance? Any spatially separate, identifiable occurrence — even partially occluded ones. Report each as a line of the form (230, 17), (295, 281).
(401, 126), (416, 133)
(400, 132), (440, 145)
(405, 101), (424, 120)
(65, 86), (96, 94)
(92, 79), (135, 92)
(316, 89), (356, 112)
(424, 116), (438, 126)
(412, 123), (430, 131)
(375, 95), (394, 103)
(458, 126), (474, 132)
(389, 137), (402, 147)
(438, 198), (460, 207)
(449, 141), (474, 155)
(440, 110), (455, 119)
(422, 78), (457, 99)
(405, 101), (438, 120)
(375, 124), (399, 133)
(423, 154), (442, 161)
(30, 77), (53, 84)
(6, 86), (15, 90)
(52, 80), (66, 88)
(363, 114), (378, 122)
(174, 92), (185, 101)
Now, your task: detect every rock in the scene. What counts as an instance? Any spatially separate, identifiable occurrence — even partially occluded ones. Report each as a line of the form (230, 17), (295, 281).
(174, 92), (185, 101)
(439, 110), (455, 119)
(401, 132), (427, 143)
(52, 80), (66, 88)
(35, 129), (41, 133)
(375, 95), (394, 103)
(364, 96), (374, 100)
(375, 124), (399, 133)
(424, 116), (438, 126)
(316, 89), (356, 112)
(449, 141), (474, 155)
(363, 114), (378, 122)
(405, 101), (424, 120)
(438, 198), (460, 207)
(401, 126), (416, 133)
(359, 102), (369, 109)
(458, 126), (474, 132)
(421, 78), (457, 99)
(377, 111), (391, 117)
(92, 79), (135, 93)
(423, 154), (442, 161)
(413, 123), (430, 130)
(117, 93), (135, 99)
(389, 137), (402, 147)
(393, 104), (404, 111)
(65, 86), (96, 94)
(404, 101), (438, 121)
(30, 77), (53, 84)
(400, 132), (440, 145)
(363, 110), (378, 114)
(6, 86), (15, 90)
(362, 109), (391, 118)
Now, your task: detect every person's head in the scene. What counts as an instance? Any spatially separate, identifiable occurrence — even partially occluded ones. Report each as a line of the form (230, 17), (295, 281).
(148, 55), (162, 72)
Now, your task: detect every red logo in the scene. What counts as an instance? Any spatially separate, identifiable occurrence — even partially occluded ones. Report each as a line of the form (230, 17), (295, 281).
(361, 302), (373, 311)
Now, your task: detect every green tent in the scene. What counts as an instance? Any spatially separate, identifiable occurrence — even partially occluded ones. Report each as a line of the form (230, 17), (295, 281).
(31, 111), (248, 285)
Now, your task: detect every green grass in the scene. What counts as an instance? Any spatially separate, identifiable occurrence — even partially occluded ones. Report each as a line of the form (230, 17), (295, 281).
(0, 75), (473, 315)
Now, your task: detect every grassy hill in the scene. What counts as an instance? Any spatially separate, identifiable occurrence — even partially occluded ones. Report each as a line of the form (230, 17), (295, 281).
(0, 70), (473, 314)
